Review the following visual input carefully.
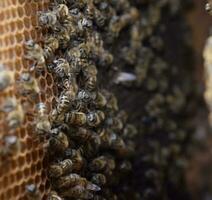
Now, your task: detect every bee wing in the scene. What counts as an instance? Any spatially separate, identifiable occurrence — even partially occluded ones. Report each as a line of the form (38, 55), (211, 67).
(86, 182), (101, 191)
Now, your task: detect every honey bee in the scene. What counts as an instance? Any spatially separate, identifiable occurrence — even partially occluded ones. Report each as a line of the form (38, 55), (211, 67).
(89, 156), (115, 174)
(93, 7), (106, 28)
(1, 97), (17, 113)
(69, 148), (84, 171)
(206, 1), (212, 15)
(86, 110), (105, 127)
(49, 58), (70, 78)
(55, 173), (101, 192)
(91, 173), (106, 186)
(53, 4), (69, 21)
(47, 191), (64, 200)
(123, 124), (138, 139)
(60, 185), (94, 199)
(38, 11), (58, 29)
(35, 103), (51, 135)
(102, 90), (118, 111)
(6, 102), (24, 129)
(83, 64), (97, 91)
(49, 128), (69, 152)
(0, 64), (15, 91)
(43, 36), (59, 59)
(65, 111), (87, 126)
(25, 184), (41, 200)
(49, 159), (73, 178)
(94, 91), (107, 108)
(69, 127), (93, 143)
(54, 24), (72, 48)
(51, 91), (74, 123)
(24, 40), (45, 70)
(78, 17), (93, 33)
(18, 72), (40, 96)
(0, 135), (21, 157)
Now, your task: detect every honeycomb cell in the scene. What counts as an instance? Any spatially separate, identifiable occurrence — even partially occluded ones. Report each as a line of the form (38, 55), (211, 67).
(0, 1), (51, 199)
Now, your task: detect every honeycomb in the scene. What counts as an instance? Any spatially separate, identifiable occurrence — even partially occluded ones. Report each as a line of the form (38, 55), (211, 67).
(0, 0), (53, 199)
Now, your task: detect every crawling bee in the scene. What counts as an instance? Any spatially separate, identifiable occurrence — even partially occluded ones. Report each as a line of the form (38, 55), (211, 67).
(0, 135), (21, 158)
(25, 184), (41, 200)
(18, 72), (40, 96)
(91, 173), (106, 186)
(206, 1), (212, 15)
(89, 156), (115, 174)
(24, 40), (45, 70)
(60, 185), (94, 199)
(75, 89), (94, 111)
(51, 91), (74, 123)
(49, 159), (73, 178)
(1, 97), (17, 113)
(55, 173), (101, 192)
(38, 11), (58, 29)
(47, 191), (64, 200)
(43, 36), (59, 59)
(65, 111), (87, 126)
(94, 91), (107, 108)
(49, 58), (70, 78)
(123, 124), (138, 139)
(83, 65), (97, 91)
(53, 4), (69, 21)
(49, 128), (69, 152)
(86, 110), (105, 127)
(0, 64), (15, 91)
(6, 102), (24, 129)
(35, 103), (51, 135)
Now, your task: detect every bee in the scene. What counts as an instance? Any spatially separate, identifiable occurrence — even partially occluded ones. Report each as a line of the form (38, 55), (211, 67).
(123, 124), (138, 139)
(38, 11), (58, 29)
(0, 64), (15, 91)
(24, 40), (45, 70)
(75, 89), (94, 111)
(78, 17), (93, 33)
(119, 160), (132, 172)
(47, 191), (64, 200)
(49, 159), (73, 178)
(83, 64), (97, 91)
(60, 185), (94, 199)
(102, 90), (118, 111)
(86, 110), (105, 127)
(55, 28), (72, 49)
(6, 102), (24, 129)
(53, 4), (69, 21)
(91, 173), (106, 186)
(51, 91), (74, 123)
(49, 58), (70, 78)
(1, 97), (17, 113)
(35, 103), (51, 135)
(65, 111), (87, 126)
(64, 148), (84, 171)
(206, 1), (212, 15)
(43, 36), (59, 59)
(69, 127), (93, 143)
(94, 7), (106, 28)
(18, 72), (40, 96)
(49, 128), (69, 152)
(0, 135), (21, 157)
(25, 184), (41, 200)
(55, 173), (101, 192)
(94, 91), (107, 108)
(89, 156), (115, 174)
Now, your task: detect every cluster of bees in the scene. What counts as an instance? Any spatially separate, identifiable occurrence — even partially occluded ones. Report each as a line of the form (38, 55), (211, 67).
(0, 0), (197, 199)
(22, 0), (140, 199)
